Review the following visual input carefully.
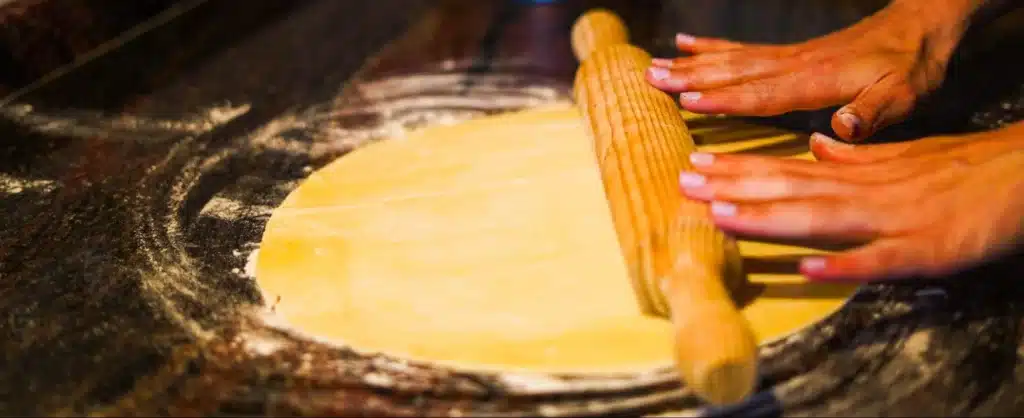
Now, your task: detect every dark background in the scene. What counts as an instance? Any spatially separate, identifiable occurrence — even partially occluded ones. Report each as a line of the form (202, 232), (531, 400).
(1, 0), (1023, 416)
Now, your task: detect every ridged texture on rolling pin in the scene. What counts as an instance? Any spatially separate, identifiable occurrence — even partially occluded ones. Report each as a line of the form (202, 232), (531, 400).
(573, 41), (756, 406)
(570, 9), (629, 62)
(572, 44), (745, 317)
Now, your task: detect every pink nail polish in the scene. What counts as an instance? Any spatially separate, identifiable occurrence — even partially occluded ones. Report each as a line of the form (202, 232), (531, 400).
(648, 67), (670, 81)
(801, 257), (827, 272)
(651, 58), (673, 67)
(679, 92), (701, 102)
(689, 152), (714, 166)
(811, 132), (851, 148)
(678, 172), (706, 188)
(710, 201), (737, 217)
(676, 33), (696, 45)
(837, 111), (861, 137)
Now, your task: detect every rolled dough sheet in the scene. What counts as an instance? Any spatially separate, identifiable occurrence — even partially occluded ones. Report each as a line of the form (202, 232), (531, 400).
(255, 104), (859, 375)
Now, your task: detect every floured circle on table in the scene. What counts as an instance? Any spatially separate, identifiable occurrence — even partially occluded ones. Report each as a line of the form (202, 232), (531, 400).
(255, 103), (859, 376)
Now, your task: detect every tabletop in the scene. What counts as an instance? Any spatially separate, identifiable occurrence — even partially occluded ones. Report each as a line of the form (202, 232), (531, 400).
(2, 0), (1024, 416)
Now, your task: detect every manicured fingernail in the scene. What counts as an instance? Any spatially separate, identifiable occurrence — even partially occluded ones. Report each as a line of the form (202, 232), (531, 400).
(811, 134), (851, 148)
(837, 111), (861, 137)
(801, 257), (827, 273)
(651, 58), (673, 67)
(710, 201), (737, 217)
(679, 92), (702, 102)
(648, 67), (670, 80)
(676, 33), (696, 45)
(678, 172), (706, 188)
(689, 152), (714, 166)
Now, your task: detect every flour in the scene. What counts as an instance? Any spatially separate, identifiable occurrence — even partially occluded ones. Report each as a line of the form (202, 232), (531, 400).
(198, 196), (273, 221)
(1, 102), (251, 140)
(244, 248), (260, 278)
(0, 174), (57, 195)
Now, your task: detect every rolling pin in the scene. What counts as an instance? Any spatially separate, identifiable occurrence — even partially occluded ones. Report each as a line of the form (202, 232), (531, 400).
(570, 9), (758, 405)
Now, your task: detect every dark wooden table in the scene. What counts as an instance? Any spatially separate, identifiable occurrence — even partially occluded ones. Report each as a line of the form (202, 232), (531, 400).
(2, 0), (1024, 416)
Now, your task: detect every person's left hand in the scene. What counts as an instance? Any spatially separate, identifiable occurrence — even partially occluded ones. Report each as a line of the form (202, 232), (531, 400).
(677, 127), (1024, 282)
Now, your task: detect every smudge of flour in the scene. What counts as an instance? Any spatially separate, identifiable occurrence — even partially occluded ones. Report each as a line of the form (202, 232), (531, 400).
(244, 248), (260, 279)
(241, 332), (288, 356)
(0, 174), (57, 194)
(1, 103), (251, 141)
(198, 196), (273, 221)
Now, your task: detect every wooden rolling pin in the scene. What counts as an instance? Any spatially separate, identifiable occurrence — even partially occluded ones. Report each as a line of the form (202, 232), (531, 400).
(570, 9), (758, 405)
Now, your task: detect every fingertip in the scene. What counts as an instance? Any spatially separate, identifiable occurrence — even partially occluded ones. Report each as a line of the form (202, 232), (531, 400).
(646, 68), (688, 92)
(675, 33), (697, 49)
(689, 152), (715, 167)
(810, 132), (840, 144)
(833, 107), (877, 143)
(679, 92), (726, 114)
(709, 201), (738, 218)
(647, 67), (670, 81)
(829, 115), (852, 142)
(809, 132), (853, 161)
(799, 256), (828, 275)
(678, 91), (702, 105)
(680, 185), (714, 201)
(800, 256), (861, 281)
(650, 58), (674, 68)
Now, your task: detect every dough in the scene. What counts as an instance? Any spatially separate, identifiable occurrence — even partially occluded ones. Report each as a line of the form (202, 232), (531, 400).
(255, 104), (858, 375)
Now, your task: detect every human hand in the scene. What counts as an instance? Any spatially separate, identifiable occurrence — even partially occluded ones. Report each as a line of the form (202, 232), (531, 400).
(677, 126), (1024, 282)
(645, 0), (981, 142)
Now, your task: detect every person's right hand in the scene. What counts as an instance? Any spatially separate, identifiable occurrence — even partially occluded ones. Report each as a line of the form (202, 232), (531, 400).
(676, 123), (1024, 282)
(645, 0), (979, 142)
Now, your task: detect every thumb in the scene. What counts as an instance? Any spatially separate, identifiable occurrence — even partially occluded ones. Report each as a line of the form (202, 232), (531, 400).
(809, 132), (915, 164)
(798, 238), (935, 282)
(831, 75), (917, 142)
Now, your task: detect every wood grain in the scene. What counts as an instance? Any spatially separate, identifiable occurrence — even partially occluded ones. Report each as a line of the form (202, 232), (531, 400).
(570, 9), (758, 405)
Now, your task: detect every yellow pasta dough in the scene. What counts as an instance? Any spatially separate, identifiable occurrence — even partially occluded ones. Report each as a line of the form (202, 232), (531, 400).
(255, 104), (858, 374)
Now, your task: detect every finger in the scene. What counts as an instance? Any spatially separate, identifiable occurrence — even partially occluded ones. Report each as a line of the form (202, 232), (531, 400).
(677, 73), (848, 116)
(678, 171), (854, 202)
(706, 199), (878, 242)
(831, 74), (917, 142)
(687, 151), (880, 183)
(799, 237), (940, 281)
(689, 150), (931, 188)
(674, 33), (747, 54)
(648, 51), (785, 92)
(688, 152), (820, 177)
(809, 132), (915, 164)
(646, 66), (688, 91)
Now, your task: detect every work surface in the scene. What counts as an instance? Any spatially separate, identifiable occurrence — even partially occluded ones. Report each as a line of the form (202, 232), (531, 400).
(2, 0), (1024, 416)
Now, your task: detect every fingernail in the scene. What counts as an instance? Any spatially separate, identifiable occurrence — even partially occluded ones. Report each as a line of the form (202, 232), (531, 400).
(837, 111), (861, 137)
(676, 33), (696, 45)
(801, 257), (827, 273)
(689, 152), (714, 166)
(710, 201), (737, 217)
(648, 67), (670, 80)
(650, 58), (673, 67)
(811, 132), (851, 148)
(679, 92), (702, 102)
(678, 172), (706, 188)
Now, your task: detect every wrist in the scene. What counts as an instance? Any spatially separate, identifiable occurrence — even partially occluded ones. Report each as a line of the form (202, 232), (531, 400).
(888, 0), (984, 58)
(889, 0), (986, 28)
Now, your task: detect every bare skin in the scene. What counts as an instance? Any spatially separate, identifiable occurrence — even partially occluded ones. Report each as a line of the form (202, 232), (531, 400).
(678, 124), (1024, 282)
(646, 0), (987, 142)
(643, 0), (1022, 281)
